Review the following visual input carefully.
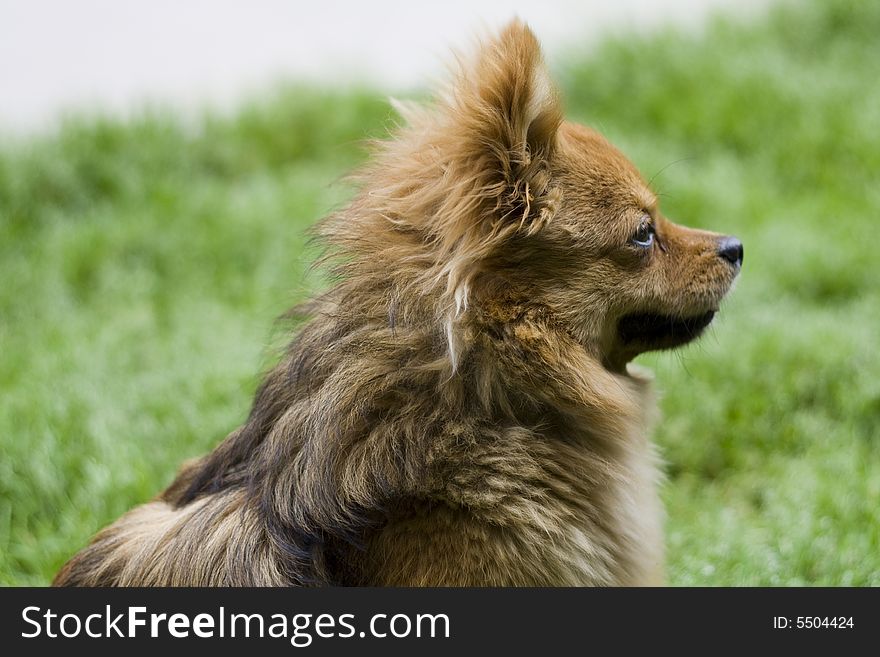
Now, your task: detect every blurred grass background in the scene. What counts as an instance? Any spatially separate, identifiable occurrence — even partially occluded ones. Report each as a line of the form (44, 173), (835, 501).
(1, 0), (878, 585)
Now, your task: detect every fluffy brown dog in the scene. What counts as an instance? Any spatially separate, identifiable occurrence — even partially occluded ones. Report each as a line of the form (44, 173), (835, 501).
(54, 21), (741, 586)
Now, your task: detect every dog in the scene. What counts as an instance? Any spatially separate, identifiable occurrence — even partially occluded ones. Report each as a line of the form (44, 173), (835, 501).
(54, 20), (741, 586)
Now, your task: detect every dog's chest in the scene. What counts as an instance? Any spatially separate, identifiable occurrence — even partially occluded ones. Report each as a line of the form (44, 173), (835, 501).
(539, 431), (664, 586)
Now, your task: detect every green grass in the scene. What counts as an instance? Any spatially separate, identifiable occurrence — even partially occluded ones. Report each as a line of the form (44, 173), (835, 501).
(1, 0), (878, 585)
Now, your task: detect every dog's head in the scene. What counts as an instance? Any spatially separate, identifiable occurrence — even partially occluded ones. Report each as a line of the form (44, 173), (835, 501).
(547, 122), (742, 371)
(368, 20), (741, 373)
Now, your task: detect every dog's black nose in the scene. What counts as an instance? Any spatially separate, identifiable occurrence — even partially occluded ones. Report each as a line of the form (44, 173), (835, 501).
(717, 236), (743, 267)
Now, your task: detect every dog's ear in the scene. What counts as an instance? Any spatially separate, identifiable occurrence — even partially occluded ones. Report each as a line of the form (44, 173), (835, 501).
(447, 19), (563, 235)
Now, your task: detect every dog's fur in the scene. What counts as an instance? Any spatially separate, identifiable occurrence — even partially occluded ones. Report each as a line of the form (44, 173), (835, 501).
(54, 21), (740, 586)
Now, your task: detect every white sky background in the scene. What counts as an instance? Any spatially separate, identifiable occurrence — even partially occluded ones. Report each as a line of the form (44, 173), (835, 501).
(0, 0), (770, 133)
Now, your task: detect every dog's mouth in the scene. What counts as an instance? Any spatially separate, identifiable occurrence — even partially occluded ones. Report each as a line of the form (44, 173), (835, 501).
(617, 310), (716, 350)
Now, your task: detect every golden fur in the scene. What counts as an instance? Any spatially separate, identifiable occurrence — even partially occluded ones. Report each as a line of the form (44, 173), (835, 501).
(54, 21), (740, 586)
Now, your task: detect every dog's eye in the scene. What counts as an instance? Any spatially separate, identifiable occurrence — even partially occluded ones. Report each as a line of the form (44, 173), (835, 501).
(632, 222), (655, 248)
